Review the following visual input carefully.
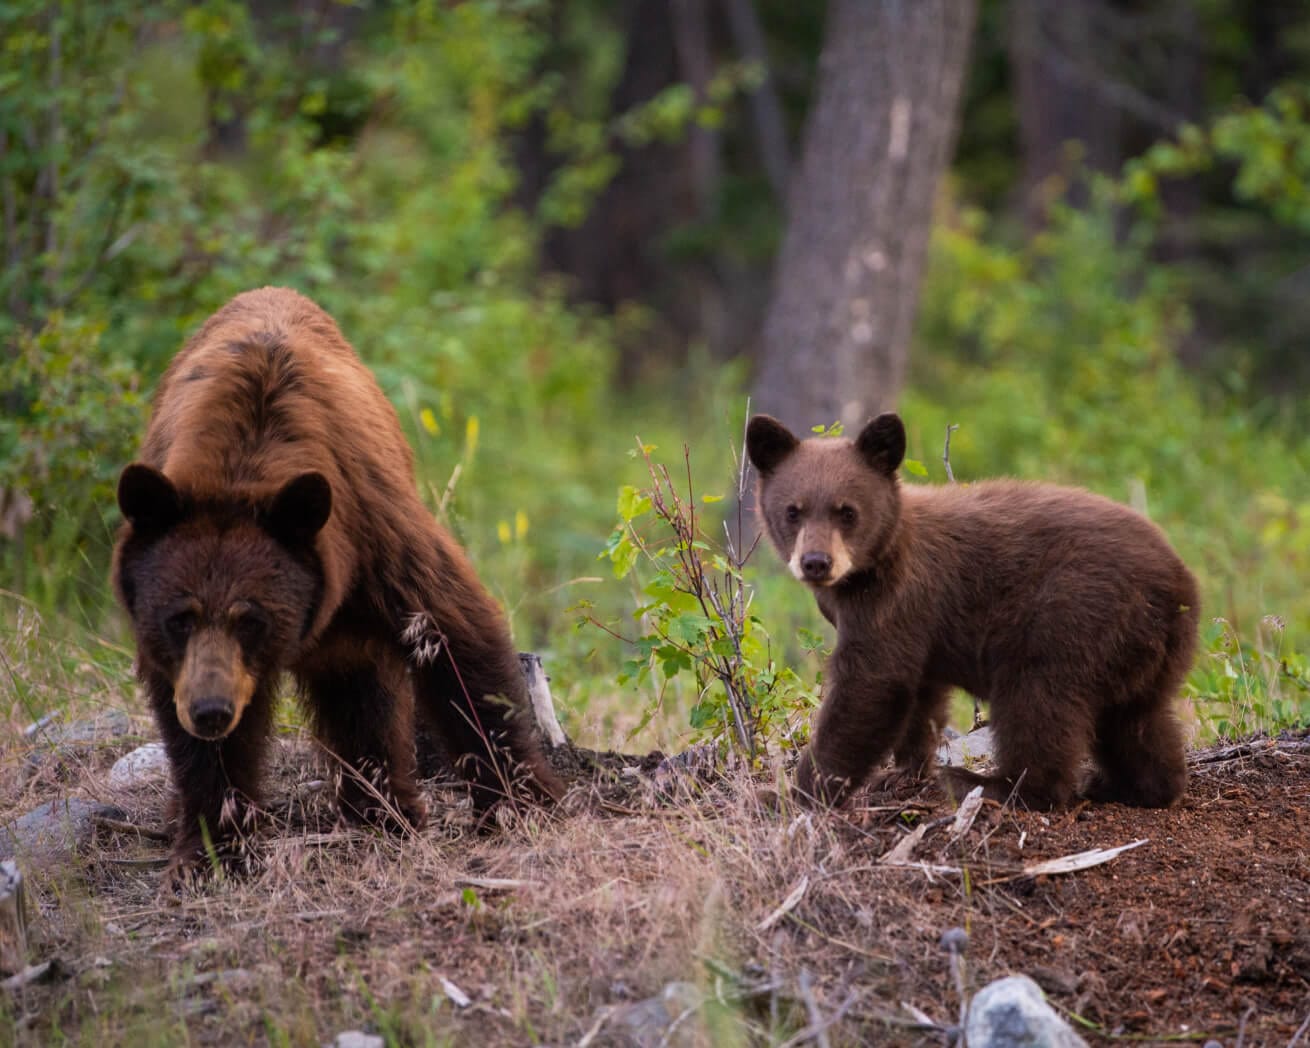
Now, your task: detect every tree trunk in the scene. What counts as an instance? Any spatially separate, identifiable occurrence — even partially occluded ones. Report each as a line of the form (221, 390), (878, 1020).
(1009, 0), (1123, 228)
(751, 0), (977, 435)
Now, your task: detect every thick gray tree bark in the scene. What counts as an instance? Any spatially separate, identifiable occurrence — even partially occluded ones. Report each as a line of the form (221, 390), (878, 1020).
(751, 0), (978, 434)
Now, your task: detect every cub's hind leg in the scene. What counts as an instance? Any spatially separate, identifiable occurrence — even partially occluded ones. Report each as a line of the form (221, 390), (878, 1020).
(1085, 601), (1194, 808)
(1085, 699), (1186, 808)
(942, 668), (1090, 810)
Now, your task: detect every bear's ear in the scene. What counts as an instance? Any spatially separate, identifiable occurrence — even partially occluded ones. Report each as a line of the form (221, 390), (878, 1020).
(118, 464), (184, 534)
(264, 472), (332, 545)
(855, 413), (906, 476)
(746, 415), (800, 476)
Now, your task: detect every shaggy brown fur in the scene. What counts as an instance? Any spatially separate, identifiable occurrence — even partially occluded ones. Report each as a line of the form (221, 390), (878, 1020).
(112, 287), (563, 881)
(746, 412), (1199, 811)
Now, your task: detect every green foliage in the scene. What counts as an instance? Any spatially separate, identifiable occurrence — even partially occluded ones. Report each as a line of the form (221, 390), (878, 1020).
(0, 0), (622, 616)
(0, 317), (146, 611)
(4, 0), (1309, 751)
(0, 0), (176, 341)
(583, 441), (821, 759)
(1126, 85), (1310, 232)
(1189, 617), (1310, 739)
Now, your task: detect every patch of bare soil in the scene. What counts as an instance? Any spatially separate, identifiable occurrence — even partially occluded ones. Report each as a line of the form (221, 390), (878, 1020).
(3, 731), (1308, 1045)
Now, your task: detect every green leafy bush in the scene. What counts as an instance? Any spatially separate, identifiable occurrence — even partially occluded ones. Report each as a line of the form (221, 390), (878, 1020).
(0, 317), (146, 613)
(579, 440), (822, 759)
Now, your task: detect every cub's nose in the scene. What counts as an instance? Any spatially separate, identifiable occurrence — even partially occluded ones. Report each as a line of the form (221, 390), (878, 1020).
(800, 552), (833, 582)
(190, 698), (236, 740)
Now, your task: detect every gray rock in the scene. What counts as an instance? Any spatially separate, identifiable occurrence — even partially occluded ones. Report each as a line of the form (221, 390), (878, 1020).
(605, 981), (702, 1047)
(108, 743), (170, 788)
(25, 710), (133, 774)
(0, 798), (126, 868)
(965, 975), (1088, 1048)
(939, 726), (995, 768)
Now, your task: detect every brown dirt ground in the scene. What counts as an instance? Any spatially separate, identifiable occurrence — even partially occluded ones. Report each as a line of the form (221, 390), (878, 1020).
(3, 729), (1308, 1046)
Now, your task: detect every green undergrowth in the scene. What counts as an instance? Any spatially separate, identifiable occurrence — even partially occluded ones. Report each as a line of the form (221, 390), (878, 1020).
(3, 3), (1309, 751)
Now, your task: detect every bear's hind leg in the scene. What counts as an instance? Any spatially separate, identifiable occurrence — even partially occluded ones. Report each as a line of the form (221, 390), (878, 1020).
(870, 681), (951, 795)
(303, 658), (426, 832)
(408, 617), (563, 815)
(1086, 700), (1186, 808)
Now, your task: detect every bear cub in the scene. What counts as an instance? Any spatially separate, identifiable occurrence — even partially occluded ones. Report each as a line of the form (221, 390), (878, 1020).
(113, 287), (563, 885)
(746, 412), (1199, 810)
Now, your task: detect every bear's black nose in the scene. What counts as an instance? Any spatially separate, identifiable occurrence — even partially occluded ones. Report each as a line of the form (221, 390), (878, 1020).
(800, 552), (833, 581)
(191, 698), (235, 739)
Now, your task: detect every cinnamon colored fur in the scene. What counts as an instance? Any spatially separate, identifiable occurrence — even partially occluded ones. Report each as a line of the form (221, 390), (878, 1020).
(112, 287), (562, 881)
(746, 413), (1198, 811)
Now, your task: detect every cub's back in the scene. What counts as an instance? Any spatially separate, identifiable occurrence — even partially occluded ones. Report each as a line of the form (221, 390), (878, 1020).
(904, 478), (1197, 605)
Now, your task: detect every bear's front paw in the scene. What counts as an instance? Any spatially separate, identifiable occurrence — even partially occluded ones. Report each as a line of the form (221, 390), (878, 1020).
(160, 835), (257, 895)
(338, 788), (427, 835)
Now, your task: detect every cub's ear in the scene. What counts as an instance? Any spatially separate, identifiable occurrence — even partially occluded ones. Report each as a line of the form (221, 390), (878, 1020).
(746, 415), (800, 476)
(855, 413), (906, 476)
(118, 464), (184, 533)
(264, 472), (332, 545)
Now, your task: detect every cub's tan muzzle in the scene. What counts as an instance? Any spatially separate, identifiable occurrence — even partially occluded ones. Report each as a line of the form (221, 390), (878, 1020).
(172, 630), (256, 740)
(787, 526), (855, 586)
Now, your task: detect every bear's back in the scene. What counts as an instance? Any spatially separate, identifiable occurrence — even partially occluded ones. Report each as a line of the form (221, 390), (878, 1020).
(140, 286), (414, 503)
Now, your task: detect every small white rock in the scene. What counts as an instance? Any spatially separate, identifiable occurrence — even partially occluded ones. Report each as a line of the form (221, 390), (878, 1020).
(938, 726), (995, 767)
(332, 1032), (383, 1048)
(966, 974), (1088, 1048)
(108, 743), (170, 788)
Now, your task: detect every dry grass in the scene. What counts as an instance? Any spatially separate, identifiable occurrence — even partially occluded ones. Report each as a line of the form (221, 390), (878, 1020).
(3, 705), (1009, 1048)
(7, 606), (1310, 1045)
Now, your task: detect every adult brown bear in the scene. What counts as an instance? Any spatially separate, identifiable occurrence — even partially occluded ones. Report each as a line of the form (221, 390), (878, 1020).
(746, 412), (1198, 811)
(113, 287), (562, 882)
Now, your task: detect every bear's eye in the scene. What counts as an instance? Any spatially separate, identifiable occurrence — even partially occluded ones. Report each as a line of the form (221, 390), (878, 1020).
(837, 505), (857, 527)
(231, 605), (269, 648)
(785, 505), (802, 524)
(164, 610), (196, 646)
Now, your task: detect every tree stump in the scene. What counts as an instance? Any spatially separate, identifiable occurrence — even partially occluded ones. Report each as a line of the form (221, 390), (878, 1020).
(0, 861), (27, 977)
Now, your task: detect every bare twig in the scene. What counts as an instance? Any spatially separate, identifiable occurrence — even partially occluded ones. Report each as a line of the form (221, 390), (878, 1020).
(792, 969), (832, 1048)
(93, 815), (171, 843)
(1287, 1007), (1310, 1048)
(1191, 738), (1310, 766)
(942, 423), (959, 484)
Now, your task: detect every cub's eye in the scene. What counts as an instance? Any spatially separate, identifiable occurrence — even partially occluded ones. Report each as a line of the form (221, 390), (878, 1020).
(785, 505), (802, 524)
(164, 610), (196, 646)
(837, 506), (857, 527)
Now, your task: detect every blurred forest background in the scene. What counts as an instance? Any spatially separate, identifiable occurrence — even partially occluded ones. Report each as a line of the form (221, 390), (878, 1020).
(2, 0), (1308, 749)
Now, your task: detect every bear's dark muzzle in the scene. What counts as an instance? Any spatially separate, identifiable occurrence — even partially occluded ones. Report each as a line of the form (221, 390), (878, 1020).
(190, 697), (237, 740)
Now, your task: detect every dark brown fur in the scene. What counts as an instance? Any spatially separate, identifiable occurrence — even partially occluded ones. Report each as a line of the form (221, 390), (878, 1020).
(746, 413), (1199, 811)
(112, 288), (563, 881)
